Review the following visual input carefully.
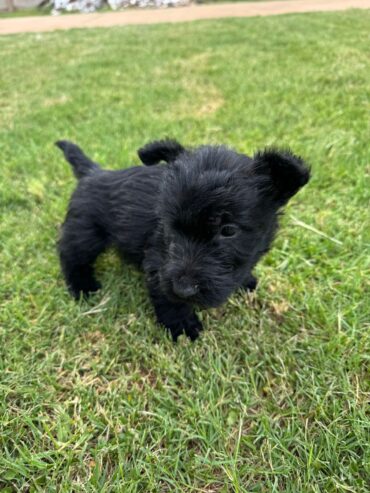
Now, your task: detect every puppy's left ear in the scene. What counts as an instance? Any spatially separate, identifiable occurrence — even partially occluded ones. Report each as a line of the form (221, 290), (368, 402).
(252, 148), (310, 204)
(138, 139), (185, 166)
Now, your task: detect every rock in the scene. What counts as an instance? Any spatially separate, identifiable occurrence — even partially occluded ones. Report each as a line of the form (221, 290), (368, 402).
(51, 0), (190, 13)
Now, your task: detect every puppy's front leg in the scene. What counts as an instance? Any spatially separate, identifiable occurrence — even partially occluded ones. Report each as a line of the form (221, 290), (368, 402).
(146, 277), (203, 341)
(241, 272), (258, 292)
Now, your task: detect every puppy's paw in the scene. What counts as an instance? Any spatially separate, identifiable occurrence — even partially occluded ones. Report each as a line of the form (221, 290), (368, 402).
(242, 274), (258, 292)
(70, 279), (102, 299)
(167, 314), (203, 342)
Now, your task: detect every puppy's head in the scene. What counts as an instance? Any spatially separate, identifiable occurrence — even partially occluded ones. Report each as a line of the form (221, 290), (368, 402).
(157, 145), (310, 307)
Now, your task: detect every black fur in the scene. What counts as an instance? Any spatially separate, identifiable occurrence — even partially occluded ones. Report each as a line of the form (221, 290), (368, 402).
(55, 140), (101, 179)
(138, 139), (185, 166)
(57, 139), (310, 341)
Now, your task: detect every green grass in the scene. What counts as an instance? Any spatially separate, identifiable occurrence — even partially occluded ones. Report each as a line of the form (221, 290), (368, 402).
(1, 11), (369, 492)
(0, 7), (50, 18)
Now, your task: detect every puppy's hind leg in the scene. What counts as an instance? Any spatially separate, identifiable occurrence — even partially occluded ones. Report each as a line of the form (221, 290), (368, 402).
(59, 215), (108, 299)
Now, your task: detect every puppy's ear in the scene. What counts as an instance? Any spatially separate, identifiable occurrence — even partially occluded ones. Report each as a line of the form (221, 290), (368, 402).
(252, 148), (310, 203)
(138, 139), (185, 166)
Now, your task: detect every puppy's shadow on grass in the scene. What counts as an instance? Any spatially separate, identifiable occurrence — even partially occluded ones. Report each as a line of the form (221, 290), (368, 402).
(70, 252), (290, 352)
(77, 251), (172, 346)
(95, 252), (147, 312)
(93, 258), (269, 342)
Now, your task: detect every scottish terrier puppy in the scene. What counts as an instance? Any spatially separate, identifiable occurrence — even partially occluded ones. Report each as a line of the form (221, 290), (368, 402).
(56, 139), (310, 341)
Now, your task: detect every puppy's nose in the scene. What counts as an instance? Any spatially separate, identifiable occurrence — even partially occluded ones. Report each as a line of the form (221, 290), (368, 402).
(172, 277), (198, 299)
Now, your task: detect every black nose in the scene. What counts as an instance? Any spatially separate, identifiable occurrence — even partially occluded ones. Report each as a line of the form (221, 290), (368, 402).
(172, 278), (198, 299)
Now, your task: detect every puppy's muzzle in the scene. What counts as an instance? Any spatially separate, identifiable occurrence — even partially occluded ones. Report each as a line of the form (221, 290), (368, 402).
(172, 276), (199, 300)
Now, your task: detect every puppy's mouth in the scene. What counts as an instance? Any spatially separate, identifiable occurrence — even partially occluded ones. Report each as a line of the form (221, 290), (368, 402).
(159, 267), (236, 308)
(167, 292), (198, 305)
(166, 290), (212, 308)
(162, 281), (229, 308)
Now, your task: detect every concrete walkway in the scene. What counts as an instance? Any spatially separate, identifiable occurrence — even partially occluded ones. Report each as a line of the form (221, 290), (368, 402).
(0, 0), (369, 35)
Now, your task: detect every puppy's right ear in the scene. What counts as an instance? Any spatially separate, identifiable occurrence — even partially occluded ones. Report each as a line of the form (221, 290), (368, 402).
(252, 148), (310, 204)
(137, 139), (185, 166)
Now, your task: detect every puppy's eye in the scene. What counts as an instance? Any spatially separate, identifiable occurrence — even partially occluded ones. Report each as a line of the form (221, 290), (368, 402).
(220, 225), (238, 238)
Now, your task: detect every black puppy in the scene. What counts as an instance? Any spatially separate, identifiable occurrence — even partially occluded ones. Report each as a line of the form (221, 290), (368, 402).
(56, 139), (310, 341)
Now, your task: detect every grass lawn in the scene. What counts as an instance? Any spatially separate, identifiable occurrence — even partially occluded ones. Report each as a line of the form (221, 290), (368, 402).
(0, 8), (50, 18)
(1, 11), (369, 492)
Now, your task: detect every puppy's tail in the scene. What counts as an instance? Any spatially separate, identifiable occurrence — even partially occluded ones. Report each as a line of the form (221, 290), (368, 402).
(137, 139), (185, 166)
(55, 140), (101, 179)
